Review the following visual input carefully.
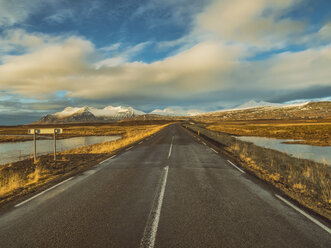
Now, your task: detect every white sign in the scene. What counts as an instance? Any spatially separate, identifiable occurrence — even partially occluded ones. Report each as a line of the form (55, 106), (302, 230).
(28, 128), (63, 134)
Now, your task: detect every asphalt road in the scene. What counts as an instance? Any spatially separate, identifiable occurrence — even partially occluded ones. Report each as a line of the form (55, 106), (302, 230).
(0, 124), (330, 247)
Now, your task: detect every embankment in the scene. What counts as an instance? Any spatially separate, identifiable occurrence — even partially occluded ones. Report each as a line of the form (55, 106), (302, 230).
(185, 124), (331, 220)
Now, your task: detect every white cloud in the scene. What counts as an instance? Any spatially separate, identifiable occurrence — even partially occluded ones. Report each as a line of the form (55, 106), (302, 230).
(0, 31), (330, 105)
(0, 38), (240, 99)
(44, 9), (75, 24)
(196, 0), (304, 49)
(0, 0), (46, 27)
(264, 46), (331, 89)
(0, 0), (329, 110)
(0, 29), (65, 56)
(96, 41), (151, 68)
(100, 43), (121, 52)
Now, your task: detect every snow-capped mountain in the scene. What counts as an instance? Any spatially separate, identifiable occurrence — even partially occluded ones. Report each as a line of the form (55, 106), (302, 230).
(197, 101), (330, 121)
(234, 100), (283, 109)
(37, 106), (145, 123)
(150, 107), (203, 116)
(54, 106), (144, 118)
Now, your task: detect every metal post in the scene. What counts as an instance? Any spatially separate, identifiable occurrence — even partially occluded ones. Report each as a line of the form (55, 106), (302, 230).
(33, 131), (37, 163)
(54, 131), (57, 161)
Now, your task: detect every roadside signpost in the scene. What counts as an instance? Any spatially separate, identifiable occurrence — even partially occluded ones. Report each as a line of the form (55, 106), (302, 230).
(28, 128), (63, 162)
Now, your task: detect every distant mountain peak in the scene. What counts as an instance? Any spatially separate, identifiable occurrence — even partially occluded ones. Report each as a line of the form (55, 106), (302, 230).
(234, 100), (283, 110)
(37, 105), (146, 123)
(150, 107), (203, 116)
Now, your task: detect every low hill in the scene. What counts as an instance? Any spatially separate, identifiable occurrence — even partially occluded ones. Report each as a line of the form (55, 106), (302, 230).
(194, 101), (330, 121)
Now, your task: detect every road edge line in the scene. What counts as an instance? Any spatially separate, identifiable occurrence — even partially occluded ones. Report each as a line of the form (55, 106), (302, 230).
(275, 194), (331, 234)
(210, 148), (218, 154)
(227, 160), (245, 174)
(15, 177), (74, 208)
(126, 146), (134, 151)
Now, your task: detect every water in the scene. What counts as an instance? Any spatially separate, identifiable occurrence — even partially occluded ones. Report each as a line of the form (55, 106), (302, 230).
(235, 136), (331, 165)
(0, 135), (121, 165)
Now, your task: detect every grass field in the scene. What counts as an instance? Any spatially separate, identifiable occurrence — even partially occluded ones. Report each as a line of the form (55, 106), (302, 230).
(201, 119), (331, 146)
(0, 120), (171, 143)
(0, 121), (171, 207)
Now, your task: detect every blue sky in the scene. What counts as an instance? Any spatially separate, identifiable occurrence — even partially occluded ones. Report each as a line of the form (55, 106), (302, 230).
(0, 0), (330, 124)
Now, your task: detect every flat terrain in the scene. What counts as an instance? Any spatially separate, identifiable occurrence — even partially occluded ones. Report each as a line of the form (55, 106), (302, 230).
(199, 119), (331, 146)
(0, 122), (168, 205)
(0, 124), (330, 247)
(0, 120), (171, 143)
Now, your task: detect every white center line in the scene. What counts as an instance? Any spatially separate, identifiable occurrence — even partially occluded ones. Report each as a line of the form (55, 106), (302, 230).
(140, 166), (169, 248)
(168, 136), (174, 159)
(275, 194), (331, 234)
(227, 160), (245, 174)
(210, 148), (218, 154)
(15, 177), (74, 207)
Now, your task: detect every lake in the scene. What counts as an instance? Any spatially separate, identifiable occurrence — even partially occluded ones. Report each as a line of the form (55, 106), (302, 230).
(0, 135), (121, 166)
(235, 136), (331, 165)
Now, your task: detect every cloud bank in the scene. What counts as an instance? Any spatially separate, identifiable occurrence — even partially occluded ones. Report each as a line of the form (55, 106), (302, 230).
(0, 0), (330, 112)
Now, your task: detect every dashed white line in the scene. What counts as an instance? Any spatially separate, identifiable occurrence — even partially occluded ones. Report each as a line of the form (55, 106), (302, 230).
(126, 146), (134, 151)
(140, 166), (169, 248)
(275, 194), (331, 234)
(202, 142), (207, 146)
(99, 155), (116, 164)
(139, 141), (143, 144)
(210, 148), (218, 154)
(168, 136), (174, 159)
(15, 177), (74, 207)
(227, 160), (245, 174)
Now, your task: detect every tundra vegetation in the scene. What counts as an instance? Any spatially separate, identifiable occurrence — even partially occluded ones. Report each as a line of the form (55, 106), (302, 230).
(0, 121), (170, 207)
(202, 119), (331, 146)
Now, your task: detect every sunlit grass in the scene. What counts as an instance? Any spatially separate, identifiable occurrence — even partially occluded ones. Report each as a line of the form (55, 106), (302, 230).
(0, 123), (170, 203)
(204, 119), (331, 146)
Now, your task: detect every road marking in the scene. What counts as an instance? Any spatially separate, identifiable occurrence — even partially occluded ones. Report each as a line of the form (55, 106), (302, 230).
(168, 136), (174, 159)
(140, 166), (169, 248)
(210, 148), (218, 154)
(99, 155), (116, 164)
(126, 146), (134, 151)
(84, 170), (97, 176)
(15, 177), (74, 208)
(275, 194), (331, 234)
(227, 160), (245, 174)
(139, 141), (143, 144)
(202, 142), (207, 146)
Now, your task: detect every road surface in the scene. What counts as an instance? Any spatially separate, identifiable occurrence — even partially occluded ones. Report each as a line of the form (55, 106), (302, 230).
(0, 124), (330, 247)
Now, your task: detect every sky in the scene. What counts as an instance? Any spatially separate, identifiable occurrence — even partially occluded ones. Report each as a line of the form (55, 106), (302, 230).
(0, 0), (330, 124)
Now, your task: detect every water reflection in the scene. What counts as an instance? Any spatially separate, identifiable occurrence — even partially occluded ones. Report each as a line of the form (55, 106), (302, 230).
(0, 135), (121, 165)
(236, 136), (330, 165)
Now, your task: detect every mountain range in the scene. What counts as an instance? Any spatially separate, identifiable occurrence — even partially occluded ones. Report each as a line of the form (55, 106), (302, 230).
(37, 106), (145, 123)
(196, 101), (330, 121)
(36, 105), (204, 123)
(35, 100), (330, 123)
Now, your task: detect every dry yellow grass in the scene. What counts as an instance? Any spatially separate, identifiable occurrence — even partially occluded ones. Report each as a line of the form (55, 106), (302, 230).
(0, 123), (170, 203)
(62, 124), (166, 155)
(205, 119), (331, 146)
